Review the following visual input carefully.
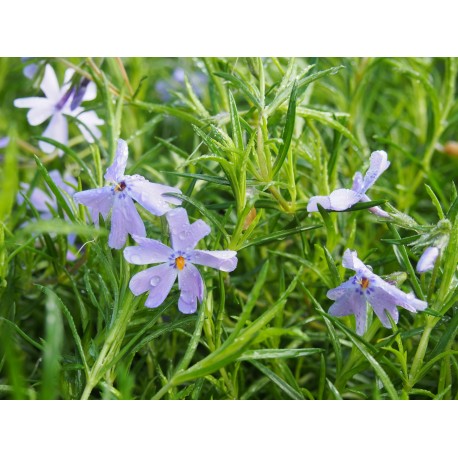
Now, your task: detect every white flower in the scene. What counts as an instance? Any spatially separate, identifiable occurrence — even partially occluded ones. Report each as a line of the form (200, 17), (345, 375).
(14, 64), (104, 156)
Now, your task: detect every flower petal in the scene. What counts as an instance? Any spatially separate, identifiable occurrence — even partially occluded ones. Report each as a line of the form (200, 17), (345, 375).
(39, 113), (68, 155)
(342, 249), (369, 272)
(74, 186), (114, 224)
(18, 183), (55, 212)
(373, 280), (427, 313)
(125, 175), (182, 216)
(109, 194), (146, 249)
(368, 291), (399, 328)
(14, 97), (54, 126)
(74, 110), (104, 143)
(129, 264), (177, 307)
(105, 139), (129, 182)
(359, 194), (390, 218)
(40, 64), (61, 101)
(416, 246), (439, 273)
(328, 188), (361, 211)
(361, 150), (390, 193)
(351, 172), (364, 193)
(166, 207), (211, 251)
(329, 290), (367, 335)
(82, 81), (97, 102)
(191, 250), (238, 272)
(326, 276), (358, 300)
(307, 195), (332, 212)
(49, 170), (77, 197)
(124, 236), (173, 265)
(0, 137), (9, 148)
(177, 263), (204, 314)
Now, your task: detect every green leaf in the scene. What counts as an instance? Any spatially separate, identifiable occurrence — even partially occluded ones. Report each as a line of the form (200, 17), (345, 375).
(320, 311), (399, 400)
(214, 71), (261, 108)
(249, 360), (305, 400)
(424, 184), (445, 220)
(228, 90), (244, 151)
(39, 288), (64, 400)
(240, 225), (320, 250)
(238, 348), (323, 360)
(33, 155), (76, 222)
(272, 81), (297, 178)
(296, 107), (361, 150)
(0, 133), (18, 223)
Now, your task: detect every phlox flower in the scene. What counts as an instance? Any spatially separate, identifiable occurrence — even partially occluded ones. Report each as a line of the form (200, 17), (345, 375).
(123, 207), (238, 313)
(74, 139), (182, 249)
(416, 246), (440, 273)
(17, 170), (79, 260)
(14, 64), (104, 155)
(0, 137), (9, 148)
(307, 150), (390, 217)
(327, 249), (427, 335)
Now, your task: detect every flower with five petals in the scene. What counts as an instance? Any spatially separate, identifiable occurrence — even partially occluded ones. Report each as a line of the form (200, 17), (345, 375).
(73, 139), (182, 249)
(327, 249), (427, 335)
(307, 150), (390, 217)
(123, 207), (238, 313)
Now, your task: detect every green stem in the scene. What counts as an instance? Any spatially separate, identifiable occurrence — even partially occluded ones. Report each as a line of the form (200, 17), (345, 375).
(81, 294), (137, 400)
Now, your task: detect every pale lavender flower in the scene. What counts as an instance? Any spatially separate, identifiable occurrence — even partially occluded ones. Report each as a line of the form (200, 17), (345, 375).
(74, 139), (182, 250)
(22, 58), (39, 79)
(14, 64), (104, 155)
(327, 249), (427, 335)
(307, 150), (390, 217)
(416, 246), (440, 273)
(123, 207), (237, 313)
(0, 137), (9, 148)
(17, 170), (79, 260)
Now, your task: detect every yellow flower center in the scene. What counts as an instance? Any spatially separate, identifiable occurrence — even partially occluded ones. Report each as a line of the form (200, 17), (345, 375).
(175, 256), (186, 271)
(360, 277), (370, 289)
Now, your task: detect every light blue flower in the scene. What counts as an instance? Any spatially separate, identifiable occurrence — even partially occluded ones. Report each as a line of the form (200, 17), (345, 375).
(327, 249), (427, 335)
(124, 207), (237, 313)
(307, 150), (390, 217)
(0, 136), (9, 148)
(416, 246), (440, 273)
(74, 139), (182, 249)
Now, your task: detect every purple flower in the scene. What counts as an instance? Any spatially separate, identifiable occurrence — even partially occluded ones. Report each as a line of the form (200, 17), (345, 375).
(307, 150), (390, 217)
(21, 58), (40, 80)
(14, 64), (104, 155)
(0, 137), (9, 148)
(123, 207), (238, 313)
(17, 170), (79, 260)
(74, 139), (182, 250)
(416, 246), (440, 273)
(327, 249), (427, 335)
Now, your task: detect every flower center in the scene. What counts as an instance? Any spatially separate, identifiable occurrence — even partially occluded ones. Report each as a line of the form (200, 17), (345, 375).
(114, 181), (127, 192)
(360, 277), (370, 289)
(175, 256), (186, 270)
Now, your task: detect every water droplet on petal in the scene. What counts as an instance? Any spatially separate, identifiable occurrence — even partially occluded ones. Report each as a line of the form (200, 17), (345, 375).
(178, 231), (187, 241)
(150, 276), (161, 287)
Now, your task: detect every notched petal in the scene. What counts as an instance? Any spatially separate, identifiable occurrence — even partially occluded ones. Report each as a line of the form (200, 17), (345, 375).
(104, 139), (129, 182)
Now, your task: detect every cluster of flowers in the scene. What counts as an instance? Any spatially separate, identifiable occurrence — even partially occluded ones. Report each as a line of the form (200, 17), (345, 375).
(73, 139), (238, 314)
(307, 150), (428, 334)
(14, 62), (436, 335)
(14, 64), (237, 314)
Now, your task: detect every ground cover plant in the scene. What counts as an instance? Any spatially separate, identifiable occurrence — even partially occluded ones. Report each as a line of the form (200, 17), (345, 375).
(1, 57), (458, 400)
